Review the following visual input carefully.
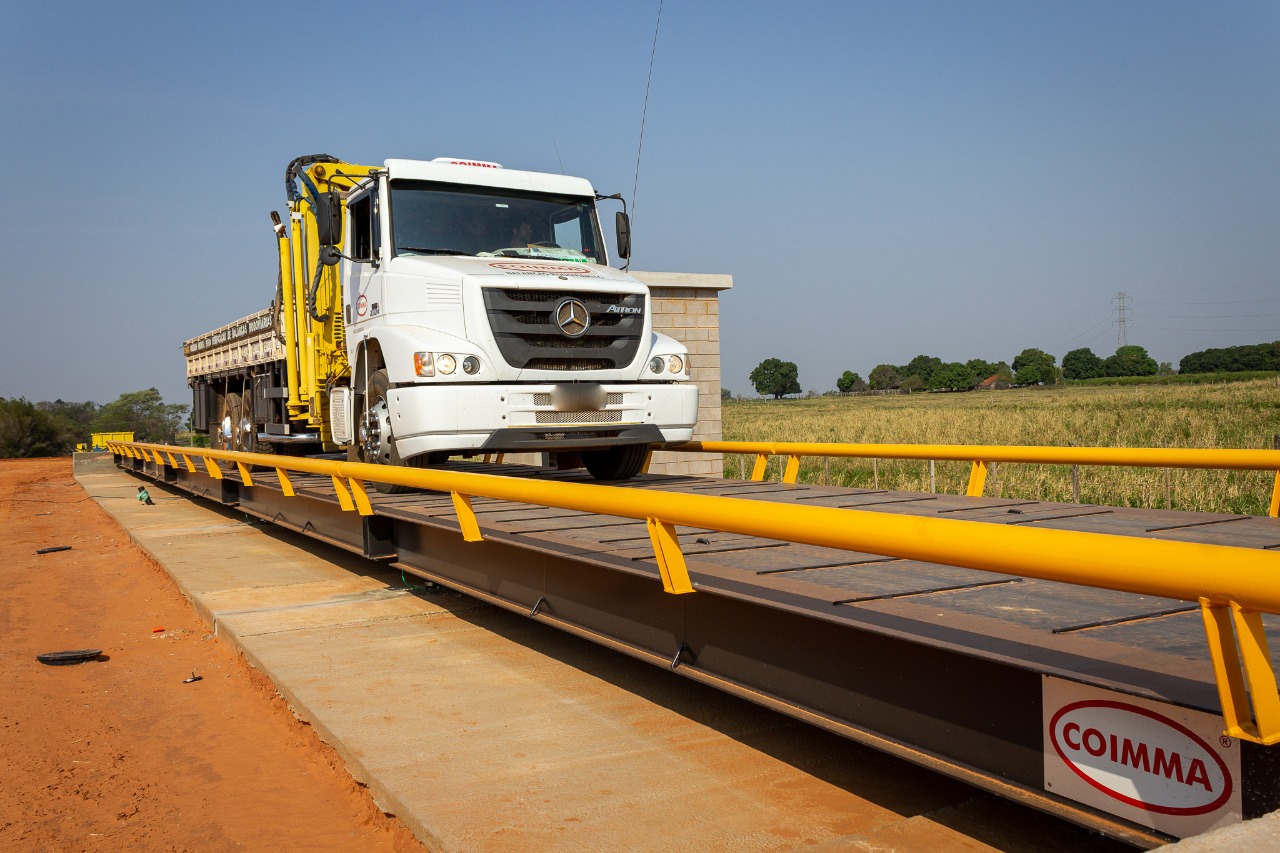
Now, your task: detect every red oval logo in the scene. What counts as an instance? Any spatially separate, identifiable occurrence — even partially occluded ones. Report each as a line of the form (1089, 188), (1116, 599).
(488, 262), (591, 275)
(1049, 700), (1232, 816)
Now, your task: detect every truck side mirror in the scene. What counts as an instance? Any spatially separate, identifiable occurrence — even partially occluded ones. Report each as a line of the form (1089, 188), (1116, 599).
(313, 190), (343, 246)
(615, 211), (631, 260)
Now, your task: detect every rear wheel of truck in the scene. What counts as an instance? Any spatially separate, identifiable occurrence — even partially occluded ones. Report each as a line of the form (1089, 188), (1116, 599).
(217, 394), (242, 451)
(237, 387), (258, 455)
(211, 393), (244, 473)
(581, 444), (650, 481)
(358, 369), (418, 494)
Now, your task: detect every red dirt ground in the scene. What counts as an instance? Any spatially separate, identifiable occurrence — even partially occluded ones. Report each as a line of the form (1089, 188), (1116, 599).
(0, 458), (426, 852)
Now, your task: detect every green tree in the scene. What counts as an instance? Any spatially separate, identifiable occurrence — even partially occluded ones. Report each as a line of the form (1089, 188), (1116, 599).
(902, 355), (943, 388)
(91, 388), (187, 442)
(868, 364), (902, 391)
(836, 371), (865, 393)
(1062, 347), (1105, 380)
(37, 399), (99, 448)
(721, 388), (733, 401)
(1104, 345), (1158, 377)
(899, 375), (926, 393)
(928, 362), (975, 391)
(1014, 365), (1042, 386)
(1180, 340), (1280, 374)
(749, 359), (801, 399)
(966, 359), (999, 382)
(0, 398), (68, 457)
(1012, 348), (1057, 385)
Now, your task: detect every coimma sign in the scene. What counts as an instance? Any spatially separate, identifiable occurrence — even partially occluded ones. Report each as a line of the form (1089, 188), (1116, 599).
(1049, 699), (1232, 816)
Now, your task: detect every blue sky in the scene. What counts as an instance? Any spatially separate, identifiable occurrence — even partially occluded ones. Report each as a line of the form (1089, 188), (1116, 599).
(2, 0), (1277, 406)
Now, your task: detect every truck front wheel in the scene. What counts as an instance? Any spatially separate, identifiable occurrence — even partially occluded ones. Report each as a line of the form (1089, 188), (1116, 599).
(581, 444), (650, 481)
(358, 369), (417, 494)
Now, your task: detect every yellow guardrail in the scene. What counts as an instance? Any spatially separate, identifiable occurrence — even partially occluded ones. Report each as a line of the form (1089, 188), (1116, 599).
(672, 440), (1280, 518)
(109, 439), (1280, 745)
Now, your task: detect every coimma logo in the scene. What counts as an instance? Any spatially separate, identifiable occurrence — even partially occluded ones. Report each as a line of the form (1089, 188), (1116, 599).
(1049, 700), (1232, 816)
(488, 262), (591, 275)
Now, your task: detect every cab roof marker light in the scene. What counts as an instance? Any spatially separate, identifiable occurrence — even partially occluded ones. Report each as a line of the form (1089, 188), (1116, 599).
(432, 157), (503, 169)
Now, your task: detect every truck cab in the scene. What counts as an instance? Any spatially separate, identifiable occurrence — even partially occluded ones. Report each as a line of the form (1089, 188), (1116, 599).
(331, 158), (696, 480)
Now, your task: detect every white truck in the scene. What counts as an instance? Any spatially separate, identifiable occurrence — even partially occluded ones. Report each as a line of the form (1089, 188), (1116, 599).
(184, 155), (697, 487)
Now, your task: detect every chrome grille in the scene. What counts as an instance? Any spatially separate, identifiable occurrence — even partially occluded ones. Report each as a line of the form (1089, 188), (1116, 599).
(535, 410), (624, 424)
(533, 392), (625, 406)
(483, 288), (645, 370)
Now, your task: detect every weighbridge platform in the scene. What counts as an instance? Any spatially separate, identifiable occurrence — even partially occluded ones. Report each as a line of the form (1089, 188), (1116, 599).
(110, 450), (1280, 848)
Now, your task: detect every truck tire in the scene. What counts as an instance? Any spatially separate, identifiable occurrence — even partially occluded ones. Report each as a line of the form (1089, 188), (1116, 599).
(238, 387), (258, 455)
(361, 368), (417, 494)
(582, 444), (650, 481)
(219, 394), (243, 451)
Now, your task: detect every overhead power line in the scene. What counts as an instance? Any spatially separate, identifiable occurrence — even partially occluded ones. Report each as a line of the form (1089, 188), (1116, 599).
(1147, 327), (1280, 333)
(1148, 313), (1280, 319)
(1146, 297), (1280, 306)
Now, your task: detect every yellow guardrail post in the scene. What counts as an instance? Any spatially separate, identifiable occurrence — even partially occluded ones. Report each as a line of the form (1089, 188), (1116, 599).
(1201, 598), (1280, 744)
(966, 461), (989, 497)
(783, 455), (802, 484)
(646, 517), (694, 594)
(450, 492), (483, 542)
(236, 462), (253, 486)
(751, 453), (769, 481)
(1201, 599), (1252, 739)
(275, 468), (296, 497)
(202, 455), (223, 480)
(1270, 471), (1279, 518)
(348, 479), (374, 516)
(330, 475), (355, 511)
(180, 454), (196, 473)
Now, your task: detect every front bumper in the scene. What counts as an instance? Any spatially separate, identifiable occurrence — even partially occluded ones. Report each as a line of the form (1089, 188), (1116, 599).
(387, 382), (698, 460)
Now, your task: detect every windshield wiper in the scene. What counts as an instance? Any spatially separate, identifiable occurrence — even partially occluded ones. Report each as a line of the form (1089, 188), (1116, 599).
(397, 246), (472, 256)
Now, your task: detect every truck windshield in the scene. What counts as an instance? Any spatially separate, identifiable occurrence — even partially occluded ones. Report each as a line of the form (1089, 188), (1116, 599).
(389, 180), (605, 264)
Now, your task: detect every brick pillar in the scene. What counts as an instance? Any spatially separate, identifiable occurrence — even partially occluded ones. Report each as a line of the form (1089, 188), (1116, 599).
(629, 271), (733, 477)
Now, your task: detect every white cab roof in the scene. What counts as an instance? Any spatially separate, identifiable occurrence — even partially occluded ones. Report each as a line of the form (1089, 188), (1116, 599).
(383, 159), (596, 198)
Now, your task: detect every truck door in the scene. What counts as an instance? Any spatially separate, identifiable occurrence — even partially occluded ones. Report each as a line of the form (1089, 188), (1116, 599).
(344, 189), (382, 329)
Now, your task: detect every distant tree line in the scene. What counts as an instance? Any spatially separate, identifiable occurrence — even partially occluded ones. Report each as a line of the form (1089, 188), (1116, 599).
(0, 389), (187, 458)
(851, 348), (1057, 394)
(1178, 341), (1280, 375)
(741, 340), (1207, 400)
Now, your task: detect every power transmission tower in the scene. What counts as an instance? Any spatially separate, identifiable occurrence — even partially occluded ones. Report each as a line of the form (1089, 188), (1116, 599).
(1113, 292), (1131, 348)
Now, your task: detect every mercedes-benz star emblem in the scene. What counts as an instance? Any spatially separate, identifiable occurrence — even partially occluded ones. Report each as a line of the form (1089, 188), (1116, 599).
(554, 297), (590, 337)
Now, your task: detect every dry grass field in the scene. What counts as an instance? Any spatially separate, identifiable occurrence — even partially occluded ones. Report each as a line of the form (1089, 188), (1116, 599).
(722, 378), (1280, 516)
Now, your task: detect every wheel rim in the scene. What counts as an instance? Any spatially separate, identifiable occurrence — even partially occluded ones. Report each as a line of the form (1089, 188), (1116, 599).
(238, 416), (254, 452)
(360, 396), (394, 464)
(217, 414), (234, 450)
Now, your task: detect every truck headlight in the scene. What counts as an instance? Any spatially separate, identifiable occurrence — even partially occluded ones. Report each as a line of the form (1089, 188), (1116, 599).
(437, 353), (457, 375)
(414, 352), (435, 377)
(649, 356), (665, 374)
(462, 356), (480, 375)
(667, 355), (684, 374)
